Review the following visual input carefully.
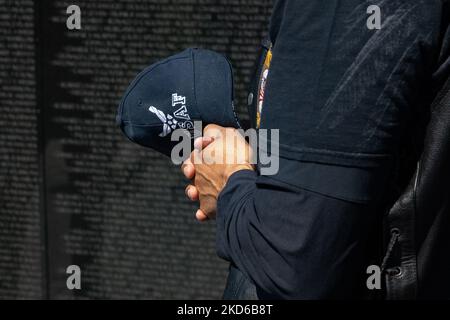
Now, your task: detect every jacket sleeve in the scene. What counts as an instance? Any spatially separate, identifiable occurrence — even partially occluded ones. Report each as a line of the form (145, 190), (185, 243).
(216, 169), (376, 299)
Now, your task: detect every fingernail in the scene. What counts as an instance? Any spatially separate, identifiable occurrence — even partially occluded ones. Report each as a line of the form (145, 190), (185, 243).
(184, 165), (193, 177)
(194, 137), (202, 150)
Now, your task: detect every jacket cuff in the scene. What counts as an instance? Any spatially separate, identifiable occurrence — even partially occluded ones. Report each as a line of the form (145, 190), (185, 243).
(216, 169), (257, 261)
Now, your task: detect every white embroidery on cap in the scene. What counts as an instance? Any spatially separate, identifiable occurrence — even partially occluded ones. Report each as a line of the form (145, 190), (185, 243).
(148, 93), (193, 137)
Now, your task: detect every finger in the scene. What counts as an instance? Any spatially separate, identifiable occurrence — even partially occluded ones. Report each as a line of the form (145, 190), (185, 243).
(194, 136), (214, 151)
(203, 124), (223, 140)
(181, 158), (195, 179)
(191, 148), (203, 165)
(199, 197), (216, 220)
(185, 184), (199, 201)
(195, 209), (209, 222)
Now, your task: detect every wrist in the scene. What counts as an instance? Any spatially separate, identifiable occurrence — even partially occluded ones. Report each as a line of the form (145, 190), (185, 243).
(224, 163), (255, 182)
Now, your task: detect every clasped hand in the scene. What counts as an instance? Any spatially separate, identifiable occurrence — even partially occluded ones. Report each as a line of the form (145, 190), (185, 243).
(181, 124), (254, 221)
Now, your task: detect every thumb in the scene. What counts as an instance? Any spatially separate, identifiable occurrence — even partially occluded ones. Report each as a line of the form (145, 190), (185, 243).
(194, 136), (214, 151)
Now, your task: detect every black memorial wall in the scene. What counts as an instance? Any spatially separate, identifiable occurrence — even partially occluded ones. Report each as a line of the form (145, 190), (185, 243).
(0, 0), (271, 299)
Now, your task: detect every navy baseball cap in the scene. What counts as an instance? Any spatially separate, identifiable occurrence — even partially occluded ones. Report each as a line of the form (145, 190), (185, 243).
(116, 48), (241, 156)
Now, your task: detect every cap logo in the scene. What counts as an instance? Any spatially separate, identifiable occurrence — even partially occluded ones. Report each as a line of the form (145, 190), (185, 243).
(148, 93), (193, 137)
(173, 105), (190, 120)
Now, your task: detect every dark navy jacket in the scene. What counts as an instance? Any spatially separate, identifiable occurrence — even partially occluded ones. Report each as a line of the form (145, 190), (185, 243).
(216, 0), (450, 299)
